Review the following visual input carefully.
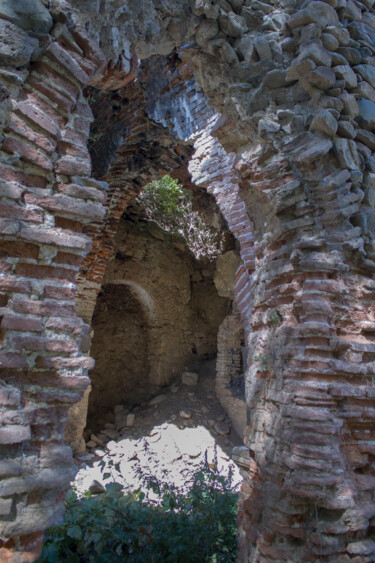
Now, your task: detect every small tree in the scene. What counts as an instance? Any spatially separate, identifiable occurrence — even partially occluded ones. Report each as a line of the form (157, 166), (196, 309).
(136, 175), (223, 259)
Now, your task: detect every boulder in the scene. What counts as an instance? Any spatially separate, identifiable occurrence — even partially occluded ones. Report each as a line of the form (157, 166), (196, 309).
(0, 20), (38, 66)
(0, 0), (53, 34)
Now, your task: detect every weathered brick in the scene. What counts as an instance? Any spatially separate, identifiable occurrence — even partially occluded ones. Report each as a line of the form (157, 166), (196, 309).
(28, 75), (75, 114)
(0, 202), (43, 223)
(24, 193), (105, 222)
(36, 355), (95, 370)
(15, 263), (77, 282)
(71, 26), (106, 68)
(20, 225), (91, 252)
(5, 114), (56, 155)
(0, 180), (23, 200)
(0, 352), (26, 369)
(54, 155), (91, 177)
(55, 182), (106, 203)
(13, 299), (75, 318)
(0, 386), (21, 407)
(0, 240), (39, 259)
(43, 285), (75, 301)
(1, 316), (43, 332)
(46, 42), (90, 85)
(0, 165), (48, 189)
(10, 335), (78, 354)
(0, 278), (31, 294)
(15, 100), (60, 139)
(0, 425), (31, 444)
(53, 251), (83, 267)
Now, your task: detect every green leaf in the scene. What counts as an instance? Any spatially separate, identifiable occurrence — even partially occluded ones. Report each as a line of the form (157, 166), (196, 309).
(67, 525), (82, 541)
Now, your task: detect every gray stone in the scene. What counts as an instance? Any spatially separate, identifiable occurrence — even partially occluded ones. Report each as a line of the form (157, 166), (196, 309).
(219, 12), (247, 37)
(357, 99), (375, 131)
(0, 20), (38, 67)
(286, 58), (316, 81)
(253, 37), (272, 61)
(333, 139), (362, 170)
(258, 118), (280, 134)
(149, 394), (167, 406)
(334, 65), (357, 89)
(214, 420), (231, 436)
(310, 110), (338, 136)
(300, 23), (321, 44)
(354, 65), (375, 87)
(301, 42), (332, 67)
(336, 47), (361, 66)
(195, 19), (218, 46)
(0, 0), (53, 34)
(339, 92), (359, 118)
(357, 129), (375, 151)
(126, 413), (135, 427)
(0, 498), (12, 516)
(348, 22), (375, 49)
(288, 1), (339, 29)
(236, 34), (256, 63)
(326, 25), (350, 46)
(321, 32), (339, 51)
(182, 371), (199, 386)
(306, 66), (336, 90)
(353, 81), (375, 103)
(263, 69), (290, 89)
(331, 52), (348, 65)
(337, 120), (357, 139)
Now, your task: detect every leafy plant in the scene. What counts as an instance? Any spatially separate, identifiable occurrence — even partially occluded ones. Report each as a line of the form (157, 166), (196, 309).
(37, 460), (238, 563)
(136, 175), (224, 259)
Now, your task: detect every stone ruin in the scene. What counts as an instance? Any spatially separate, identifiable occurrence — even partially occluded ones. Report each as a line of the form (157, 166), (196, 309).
(1, 0), (375, 560)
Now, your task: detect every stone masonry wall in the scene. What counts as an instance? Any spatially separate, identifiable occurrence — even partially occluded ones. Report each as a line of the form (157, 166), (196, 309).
(1, 0), (375, 561)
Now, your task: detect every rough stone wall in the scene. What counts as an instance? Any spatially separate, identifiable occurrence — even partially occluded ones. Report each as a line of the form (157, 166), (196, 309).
(1, 0), (375, 561)
(216, 308), (247, 438)
(87, 218), (229, 426)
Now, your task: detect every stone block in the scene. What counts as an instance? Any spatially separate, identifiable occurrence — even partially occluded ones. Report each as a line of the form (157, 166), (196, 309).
(306, 66), (336, 90)
(0, 0), (53, 34)
(334, 65), (357, 89)
(310, 110), (338, 136)
(0, 425), (31, 444)
(182, 372), (199, 386)
(357, 99), (375, 131)
(0, 20), (38, 67)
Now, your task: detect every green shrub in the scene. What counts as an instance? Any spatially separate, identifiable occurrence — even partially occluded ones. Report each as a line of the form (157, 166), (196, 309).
(137, 175), (224, 259)
(38, 463), (238, 563)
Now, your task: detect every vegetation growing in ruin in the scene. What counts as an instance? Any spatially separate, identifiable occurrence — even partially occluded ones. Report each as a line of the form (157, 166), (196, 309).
(38, 461), (238, 563)
(137, 175), (224, 259)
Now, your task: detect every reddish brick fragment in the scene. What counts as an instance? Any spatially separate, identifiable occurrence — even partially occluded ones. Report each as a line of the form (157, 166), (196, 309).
(46, 42), (90, 85)
(15, 100), (60, 139)
(15, 263), (77, 282)
(2, 316), (43, 332)
(0, 352), (26, 369)
(0, 201), (43, 223)
(5, 115), (56, 155)
(13, 299), (75, 318)
(43, 286), (75, 301)
(0, 241), (39, 259)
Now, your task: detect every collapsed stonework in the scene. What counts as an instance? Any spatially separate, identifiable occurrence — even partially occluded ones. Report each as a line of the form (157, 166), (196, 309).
(1, 0), (375, 561)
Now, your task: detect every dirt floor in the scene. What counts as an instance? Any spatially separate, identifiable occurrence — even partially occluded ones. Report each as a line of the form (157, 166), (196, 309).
(74, 358), (244, 496)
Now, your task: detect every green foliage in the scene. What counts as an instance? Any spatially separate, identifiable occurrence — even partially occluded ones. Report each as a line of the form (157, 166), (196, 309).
(37, 462), (238, 563)
(137, 175), (223, 259)
(267, 310), (282, 328)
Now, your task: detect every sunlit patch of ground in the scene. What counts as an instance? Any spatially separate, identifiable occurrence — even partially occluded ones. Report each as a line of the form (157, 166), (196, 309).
(74, 422), (242, 500)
